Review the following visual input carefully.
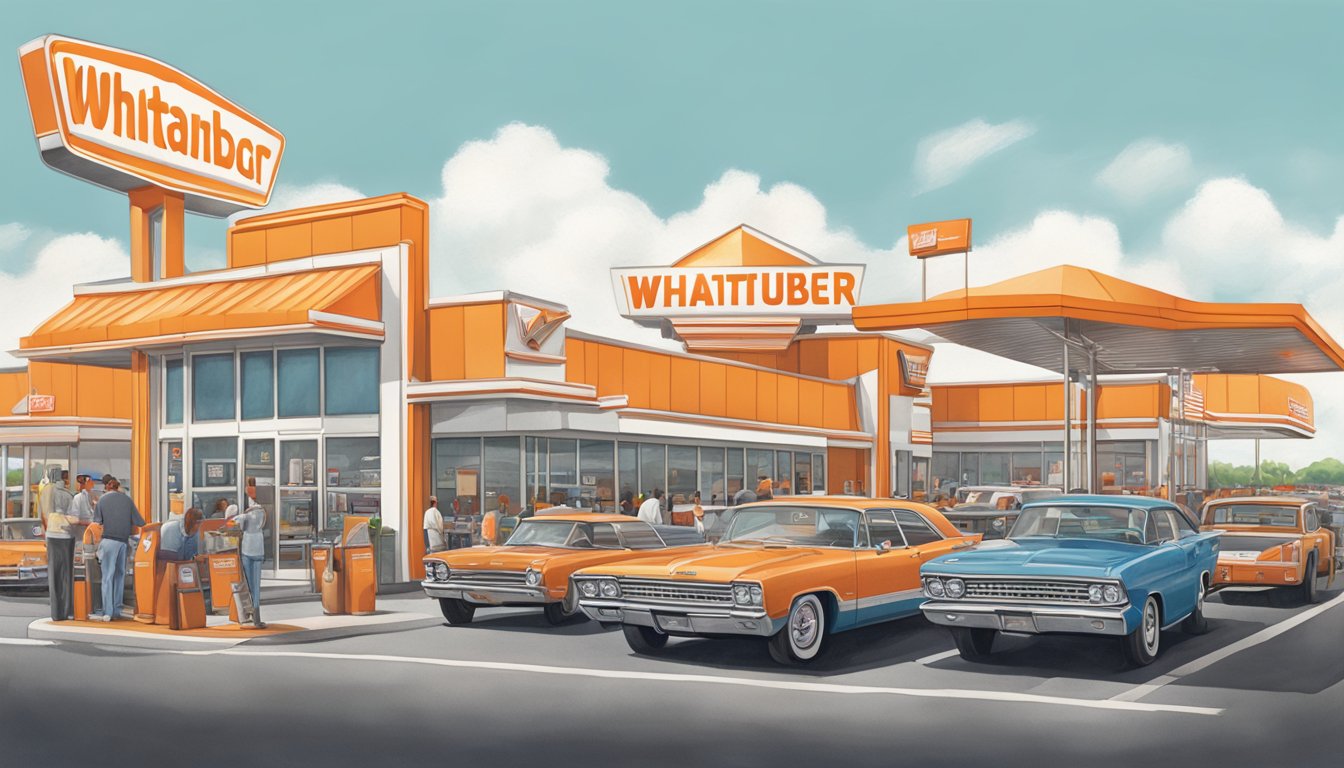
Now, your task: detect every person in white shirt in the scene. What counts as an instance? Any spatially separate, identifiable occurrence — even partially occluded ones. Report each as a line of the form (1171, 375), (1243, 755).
(637, 489), (665, 526)
(227, 502), (267, 628)
(69, 474), (96, 525)
(423, 496), (446, 553)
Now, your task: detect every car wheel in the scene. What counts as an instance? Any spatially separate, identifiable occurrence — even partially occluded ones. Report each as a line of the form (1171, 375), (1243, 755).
(1181, 576), (1210, 635)
(767, 594), (826, 665)
(1124, 596), (1161, 667)
(1299, 555), (1319, 604)
(622, 624), (668, 654)
(543, 602), (576, 625)
(438, 598), (475, 625)
(950, 627), (996, 661)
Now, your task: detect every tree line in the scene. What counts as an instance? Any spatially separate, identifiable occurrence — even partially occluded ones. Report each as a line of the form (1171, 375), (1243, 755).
(1208, 457), (1344, 488)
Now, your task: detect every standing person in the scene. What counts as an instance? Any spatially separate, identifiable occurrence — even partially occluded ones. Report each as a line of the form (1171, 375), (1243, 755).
(481, 503), (500, 546)
(619, 491), (635, 516)
(638, 489), (664, 526)
(227, 501), (267, 628)
(69, 474), (96, 527)
(692, 491), (707, 536)
(91, 478), (143, 622)
(40, 468), (76, 621)
(756, 476), (774, 500)
(423, 496), (445, 553)
(158, 509), (203, 561)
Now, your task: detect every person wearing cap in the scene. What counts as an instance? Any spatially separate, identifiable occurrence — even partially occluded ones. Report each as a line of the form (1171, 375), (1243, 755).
(422, 496), (445, 553)
(226, 500), (267, 628)
(91, 478), (143, 621)
(39, 467), (76, 621)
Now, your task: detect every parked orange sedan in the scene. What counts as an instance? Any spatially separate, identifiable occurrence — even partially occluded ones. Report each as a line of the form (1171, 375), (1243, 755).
(422, 511), (703, 625)
(573, 497), (980, 665)
(0, 518), (48, 586)
(1202, 496), (1336, 603)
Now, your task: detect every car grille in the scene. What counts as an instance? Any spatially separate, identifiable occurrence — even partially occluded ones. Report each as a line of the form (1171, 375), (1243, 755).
(962, 579), (1094, 604)
(616, 578), (734, 607)
(448, 570), (526, 587)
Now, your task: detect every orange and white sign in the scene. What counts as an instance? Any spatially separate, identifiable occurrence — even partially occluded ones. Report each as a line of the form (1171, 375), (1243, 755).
(908, 218), (972, 258)
(27, 394), (55, 413)
(611, 265), (864, 320)
(18, 35), (284, 217)
(1288, 397), (1310, 421)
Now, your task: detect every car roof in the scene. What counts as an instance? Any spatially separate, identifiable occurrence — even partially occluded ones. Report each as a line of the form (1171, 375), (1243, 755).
(525, 513), (647, 524)
(1022, 494), (1175, 509)
(1206, 495), (1309, 506)
(744, 496), (941, 511)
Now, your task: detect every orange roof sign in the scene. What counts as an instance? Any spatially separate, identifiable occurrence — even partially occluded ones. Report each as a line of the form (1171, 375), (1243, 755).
(908, 218), (972, 258)
(17, 35), (284, 217)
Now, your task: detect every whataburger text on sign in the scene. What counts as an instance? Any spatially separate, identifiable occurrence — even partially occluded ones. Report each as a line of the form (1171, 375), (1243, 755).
(17, 35), (284, 217)
(611, 265), (865, 320)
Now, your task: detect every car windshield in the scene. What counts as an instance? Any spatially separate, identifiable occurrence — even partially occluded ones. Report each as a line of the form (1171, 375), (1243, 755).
(723, 506), (861, 548)
(1206, 504), (1299, 528)
(1009, 505), (1149, 545)
(503, 520), (576, 547)
(1, 521), (43, 541)
(1021, 489), (1063, 504)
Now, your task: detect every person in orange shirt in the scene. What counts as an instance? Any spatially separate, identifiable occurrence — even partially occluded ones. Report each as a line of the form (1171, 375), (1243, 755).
(756, 476), (774, 500)
(481, 504), (500, 546)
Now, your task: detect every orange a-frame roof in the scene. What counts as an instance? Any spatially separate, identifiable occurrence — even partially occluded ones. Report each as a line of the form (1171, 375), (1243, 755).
(18, 264), (382, 366)
(852, 265), (1344, 374)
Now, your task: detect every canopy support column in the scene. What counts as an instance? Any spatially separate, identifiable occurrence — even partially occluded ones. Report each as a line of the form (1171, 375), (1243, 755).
(1086, 348), (1098, 493)
(1062, 342), (1072, 491)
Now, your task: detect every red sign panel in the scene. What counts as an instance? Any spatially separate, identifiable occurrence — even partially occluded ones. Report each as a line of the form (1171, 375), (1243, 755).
(27, 394), (56, 413)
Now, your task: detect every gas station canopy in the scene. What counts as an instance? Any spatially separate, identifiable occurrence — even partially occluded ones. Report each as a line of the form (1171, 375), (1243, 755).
(852, 265), (1344, 375)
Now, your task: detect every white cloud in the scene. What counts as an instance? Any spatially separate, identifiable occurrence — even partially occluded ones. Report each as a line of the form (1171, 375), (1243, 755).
(0, 223), (31, 252)
(430, 123), (916, 345)
(913, 118), (1036, 193)
(0, 232), (127, 366)
(227, 181), (366, 226)
(1096, 139), (1193, 202)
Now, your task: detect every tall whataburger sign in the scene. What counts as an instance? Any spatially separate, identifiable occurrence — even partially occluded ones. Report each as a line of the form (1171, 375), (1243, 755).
(18, 35), (284, 217)
(613, 225), (865, 352)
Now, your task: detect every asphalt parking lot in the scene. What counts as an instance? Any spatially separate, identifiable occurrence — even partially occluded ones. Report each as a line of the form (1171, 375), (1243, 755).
(1, 581), (1340, 767)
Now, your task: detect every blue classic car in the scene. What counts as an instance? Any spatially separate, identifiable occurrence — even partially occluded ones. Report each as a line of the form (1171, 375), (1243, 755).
(920, 495), (1220, 666)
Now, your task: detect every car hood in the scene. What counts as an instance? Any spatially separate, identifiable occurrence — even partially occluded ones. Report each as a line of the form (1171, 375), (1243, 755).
(429, 545), (564, 571)
(578, 543), (833, 582)
(924, 538), (1145, 578)
(0, 542), (45, 566)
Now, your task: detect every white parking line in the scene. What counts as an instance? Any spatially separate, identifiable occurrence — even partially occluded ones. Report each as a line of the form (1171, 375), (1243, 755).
(1113, 587), (1344, 703)
(193, 648), (1222, 716)
(0, 637), (55, 646)
(915, 649), (960, 665)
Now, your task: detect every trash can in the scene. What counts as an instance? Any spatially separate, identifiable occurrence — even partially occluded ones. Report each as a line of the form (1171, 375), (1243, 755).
(341, 517), (376, 615)
(170, 561), (207, 630)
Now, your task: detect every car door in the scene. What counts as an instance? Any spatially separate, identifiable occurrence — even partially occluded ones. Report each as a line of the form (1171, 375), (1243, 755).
(1302, 506), (1329, 574)
(1157, 507), (1205, 620)
(853, 510), (921, 625)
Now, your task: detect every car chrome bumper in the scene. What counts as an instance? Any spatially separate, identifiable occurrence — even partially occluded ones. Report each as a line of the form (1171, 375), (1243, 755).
(1213, 559), (1302, 586)
(0, 566), (48, 583)
(921, 601), (1135, 636)
(578, 598), (776, 637)
(421, 581), (552, 605)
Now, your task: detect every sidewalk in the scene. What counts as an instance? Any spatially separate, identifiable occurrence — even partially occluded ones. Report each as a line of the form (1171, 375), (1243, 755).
(28, 593), (440, 650)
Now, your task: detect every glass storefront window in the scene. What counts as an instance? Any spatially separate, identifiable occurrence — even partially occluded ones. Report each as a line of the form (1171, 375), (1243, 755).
(746, 449), (773, 492)
(1098, 441), (1149, 491)
(578, 439), (614, 512)
(961, 453), (980, 485)
(277, 348), (319, 418)
(484, 437), (522, 514)
(325, 437), (381, 534)
(639, 443), (665, 496)
(617, 442), (637, 512)
(164, 358), (183, 424)
(932, 452), (960, 495)
(979, 453), (1011, 485)
(163, 441), (183, 520)
(776, 451), (793, 495)
(812, 453), (825, 494)
(794, 453), (813, 495)
(1012, 451), (1043, 485)
(912, 456), (929, 498)
(894, 450), (911, 498)
(698, 447), (725, 505)
(726, 448), (744, 500)
(547, 439), (577, 505)
(4, 445), (23, 518)
(324, 347), (380, 416)
(1044, 451), (1065, 487)
(435, 437), (481, 519)
(192, 353), (236, 422)
(191, 437), (237, 513)
(241, 351), (274, 421)
(667, 446), (696, 506)
(525, 437), (547, 511)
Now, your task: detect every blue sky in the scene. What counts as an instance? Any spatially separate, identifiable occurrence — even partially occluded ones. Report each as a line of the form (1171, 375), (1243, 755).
(3, 0), (1344, 465)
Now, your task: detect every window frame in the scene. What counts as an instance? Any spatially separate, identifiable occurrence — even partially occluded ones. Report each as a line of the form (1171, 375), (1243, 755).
(891, 508), (945, 546)
(863, 509), (908, 550)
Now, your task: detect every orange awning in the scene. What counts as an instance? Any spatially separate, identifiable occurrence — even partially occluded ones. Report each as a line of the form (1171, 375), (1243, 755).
(19, 264), (381, 365)
(853, 265), (1344, 374)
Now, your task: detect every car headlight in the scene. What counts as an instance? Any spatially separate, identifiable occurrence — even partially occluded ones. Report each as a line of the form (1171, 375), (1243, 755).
(423, 560), (447, 581)
(1088, 584), (1104, 603)
(732, 582), (763, 607)
(578, 580), (599, 598)
(525, 568), (542, 587)
(924, 577), (946, 598)
(599, 579), (621, 598)
(1102, 584), (1121, 604)
(944, 578), (965, 599)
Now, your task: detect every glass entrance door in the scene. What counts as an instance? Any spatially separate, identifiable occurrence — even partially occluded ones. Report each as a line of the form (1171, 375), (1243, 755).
(244, 440), (280, 577)
(278, 439), (318, 579)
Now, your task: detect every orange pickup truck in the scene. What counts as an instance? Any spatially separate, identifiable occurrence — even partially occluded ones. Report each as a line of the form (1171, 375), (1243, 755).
(1202, 496), (1335, 603)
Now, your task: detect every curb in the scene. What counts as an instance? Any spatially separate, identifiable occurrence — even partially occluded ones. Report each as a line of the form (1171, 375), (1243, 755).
(27, 612), (441, 651)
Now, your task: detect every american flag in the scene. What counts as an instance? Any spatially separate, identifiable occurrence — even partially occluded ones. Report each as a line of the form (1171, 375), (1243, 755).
(1182, 379), (1205, 420)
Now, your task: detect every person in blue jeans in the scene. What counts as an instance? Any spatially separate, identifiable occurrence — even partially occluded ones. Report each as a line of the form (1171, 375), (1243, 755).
(91, 478), (143, 621)
(227, 501), (267, 628)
